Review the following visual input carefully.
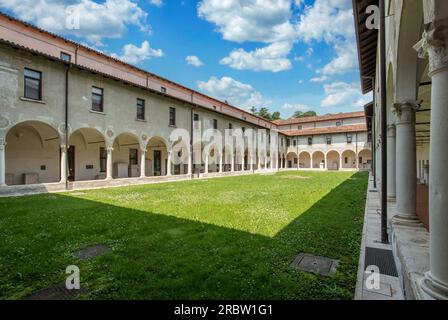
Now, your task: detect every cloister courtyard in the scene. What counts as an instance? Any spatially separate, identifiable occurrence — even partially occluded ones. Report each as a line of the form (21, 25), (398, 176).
(0, 171), (368, 300)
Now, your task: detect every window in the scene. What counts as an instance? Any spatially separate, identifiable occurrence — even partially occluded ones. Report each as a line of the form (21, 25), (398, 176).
(242, 127), (245, 133)
(367, 133), (372, 142)
(24, 68), (42, 100)
(298, 125), (302, 130)
(359, 157), (363, 164)
(326, 137), (332, 145)
(99, 147), (107, 172)
(136, 98), (145, 120)
(161, 86), (167, 94)
(345, 157), (348, 164)
(60, 52), (71, 62)
(213, 119), (218, 130)
(281, 138), (283, 147)
(308, 137), (313, 145)
(293, 139), (297, 147)
(169, 107), (176, 126)
(193, 113), (199, 129)
(91, 87), (103, 112)
(229, 123), (233, 130)
(286, 139), (290, 147)
(129, 149), (138, 165)
(347, 134), (352, 144)
(336, 121), (342, 126)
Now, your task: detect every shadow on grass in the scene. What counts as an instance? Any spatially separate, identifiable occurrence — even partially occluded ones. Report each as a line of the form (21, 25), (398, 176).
(0, 172), (368, 300)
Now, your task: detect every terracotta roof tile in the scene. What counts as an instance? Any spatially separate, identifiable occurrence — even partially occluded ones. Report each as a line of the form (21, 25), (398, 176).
(274, 111), (366, 126)
(281, 124), (368, 136)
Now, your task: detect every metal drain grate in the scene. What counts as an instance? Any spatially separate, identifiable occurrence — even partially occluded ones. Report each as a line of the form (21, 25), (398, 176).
(364, 247), (398, 277)
(369, 189), (378, 193)
(291, 253), (338, 276)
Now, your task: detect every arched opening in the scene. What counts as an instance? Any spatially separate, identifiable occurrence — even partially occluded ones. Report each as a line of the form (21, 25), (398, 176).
(312, 151), (325, 169)
(68, 127), (106, 181)
(341, 150), (357, 169)
(286, 152), (298, 168)
(146, 136), (168, 176)
(299, 151), (311, 169)
(5, 121), (60, 185)
(171, 139), (189, 175)
(112, 132), (141, 178)
(205, 143), (220, 173)
(358, 149), (372, 170)
(326, 150), (340, 170)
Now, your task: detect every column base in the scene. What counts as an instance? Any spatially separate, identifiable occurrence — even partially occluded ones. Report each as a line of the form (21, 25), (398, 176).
(387, 196), (396, 202)
(420, 272), (448, 300)
(392, 214), (422, 227)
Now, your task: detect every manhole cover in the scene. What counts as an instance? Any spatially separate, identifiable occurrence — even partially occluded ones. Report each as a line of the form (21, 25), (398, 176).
(291, 253), (338, 276)
(23, 283), (86, 300)
(74, 244), (112, 260)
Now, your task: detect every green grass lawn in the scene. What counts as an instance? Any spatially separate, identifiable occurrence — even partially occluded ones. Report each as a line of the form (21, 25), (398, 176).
(0, 170), (368, 300)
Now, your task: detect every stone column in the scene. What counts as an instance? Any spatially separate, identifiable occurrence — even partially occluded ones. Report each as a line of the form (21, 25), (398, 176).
(0, 139), (6, 186)
(166, 151), (172, 176)
(241, 152), (245, 171)
(264, 155), (267, 170)
(219, 152), (223, 173)
(339, 153), (343, 171)
(204, 152), (209, 174)
(392, 102), (420, 225)
(415, 17), (448, 299)
(60, 145), (67, 183)
(230, 151), (235, 172)
(387, 124), (396, 201)
(106, 146), (113, 180)
(249, 154), (254, 171)
(257, 153), (260, 171)
(140, 149), (146, 178)
(187, 149), (192, 175)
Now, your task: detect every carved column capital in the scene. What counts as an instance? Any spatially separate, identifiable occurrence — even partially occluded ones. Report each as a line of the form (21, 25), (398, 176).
(0, 139), (6, 150)
(414, 18), (448, 75)
(393, 101), (420, 125)
(106, 146), (114, 152)
(60, 144), (67, 152)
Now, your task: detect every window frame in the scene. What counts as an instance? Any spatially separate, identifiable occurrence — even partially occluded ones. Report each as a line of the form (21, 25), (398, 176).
(91, 86), (104, 112)
(136, 98), (145, 120)
(24, 68), (42, 101)
(60, 52), (71, 62)
(307, 136), (313, 146)
(326, 136), (332, 145)
(169, 107), (176, 126)
(213, 119), (218, 130)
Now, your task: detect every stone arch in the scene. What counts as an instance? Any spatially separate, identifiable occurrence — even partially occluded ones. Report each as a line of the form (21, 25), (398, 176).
(298, 151), (311, 169)
(358, 149), (372, 170)
(146, 136), (169, 176)
(341, 149), (357, 169)
(5, 120), (61, 185)
(112, 132), (141, 178)
(326, 150), (340, 170)
(68, 127), (106, 181)
(312, 151), (325, 169)
(286, 151), (298, 168)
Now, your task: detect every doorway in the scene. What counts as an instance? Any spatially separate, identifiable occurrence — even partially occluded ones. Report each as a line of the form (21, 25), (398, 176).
(68, 145), (75, 181)
(154, 150), (161, 176)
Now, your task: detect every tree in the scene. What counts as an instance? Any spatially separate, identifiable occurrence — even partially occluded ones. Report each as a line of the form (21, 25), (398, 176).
(250, 106), (257, 114)
(292, 110), (317, 119)
(271, 111), (281, 121)
(257, 107), (271, 120)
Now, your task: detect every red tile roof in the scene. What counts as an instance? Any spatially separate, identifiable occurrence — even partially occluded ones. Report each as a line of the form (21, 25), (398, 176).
(274, 111), (366, 126)
(281, 124), (368, 136)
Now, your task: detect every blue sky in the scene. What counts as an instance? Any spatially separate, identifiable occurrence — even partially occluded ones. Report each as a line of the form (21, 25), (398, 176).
(0, 0), (371, 118)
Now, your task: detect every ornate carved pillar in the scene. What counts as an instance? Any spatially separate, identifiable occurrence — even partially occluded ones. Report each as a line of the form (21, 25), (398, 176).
(392, 102), (420, 225)
(415, 15), (448, 299)
(387, 124), (397, 201)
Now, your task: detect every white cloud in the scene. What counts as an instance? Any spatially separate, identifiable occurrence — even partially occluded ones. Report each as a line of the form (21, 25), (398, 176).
(149, 0), (163, 6)
(197, 0), (297, 44)
(198, 0), (299, 72)
(297, 0), (358, 76)
(310, 75), (329, 83)
(320, 81), (371, 108)
(186, 55), (204, 67)
(220, 41), (292, 72)
(282, 103), (310, 112)
(112, 41), (163, 64)
(0, 0), (150, 45)
(197, 76), (268, 109)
